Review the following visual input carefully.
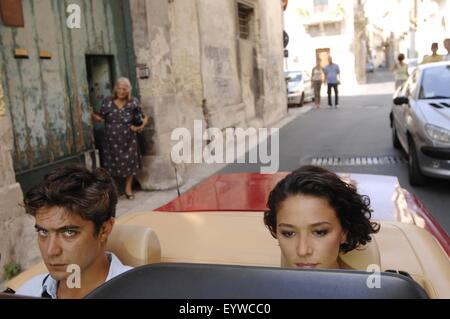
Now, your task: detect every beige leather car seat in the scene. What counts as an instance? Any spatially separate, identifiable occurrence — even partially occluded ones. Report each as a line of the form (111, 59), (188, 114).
(6, 224), (161, 292)
(339, 238), (381, 270)
(107, 223), (161, 267)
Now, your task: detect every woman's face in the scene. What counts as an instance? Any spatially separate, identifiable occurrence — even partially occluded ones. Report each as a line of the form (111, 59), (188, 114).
(116, 82), (130, 100)
(276, 194), (347, 269)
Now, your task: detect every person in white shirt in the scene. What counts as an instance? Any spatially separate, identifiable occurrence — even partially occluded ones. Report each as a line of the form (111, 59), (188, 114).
(391, 53), (408, 89)
(14, 165), (132, 299)
(443, 38), (450, 61)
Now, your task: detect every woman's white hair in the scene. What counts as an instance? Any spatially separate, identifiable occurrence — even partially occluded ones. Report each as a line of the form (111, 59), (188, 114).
(113, 77), (132, 101)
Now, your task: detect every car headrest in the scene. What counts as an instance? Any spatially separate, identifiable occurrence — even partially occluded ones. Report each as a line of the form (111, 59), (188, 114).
(85, 263), (429, 299)
(339, 238), (381, 270)
(107, 224), (161, 267)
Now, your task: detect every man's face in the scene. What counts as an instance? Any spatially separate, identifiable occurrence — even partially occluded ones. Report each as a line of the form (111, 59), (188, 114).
(35, 206), (109, 281)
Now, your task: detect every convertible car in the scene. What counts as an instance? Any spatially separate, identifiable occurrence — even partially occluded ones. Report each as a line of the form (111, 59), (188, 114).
(4, 172), (450, 299)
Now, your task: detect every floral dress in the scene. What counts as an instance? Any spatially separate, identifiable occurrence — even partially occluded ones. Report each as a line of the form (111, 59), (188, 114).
(100, 97), (142, 178)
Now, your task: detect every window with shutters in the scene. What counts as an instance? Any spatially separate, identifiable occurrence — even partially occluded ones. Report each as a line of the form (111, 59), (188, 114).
(238, 3), (254, 39)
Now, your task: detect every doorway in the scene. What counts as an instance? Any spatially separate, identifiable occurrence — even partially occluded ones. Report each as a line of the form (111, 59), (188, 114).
(86, 55), (115, 167)
(316, 48), (330, 68)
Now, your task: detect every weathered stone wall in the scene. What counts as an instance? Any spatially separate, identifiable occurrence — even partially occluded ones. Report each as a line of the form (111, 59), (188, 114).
(196, 0), (286, 127)
(196, 0), (247, 129)
(130, 0), (189, 190)
(0, 74), (40, 281)
(255, 0), (287, 125)
(129, 0), (286, 189)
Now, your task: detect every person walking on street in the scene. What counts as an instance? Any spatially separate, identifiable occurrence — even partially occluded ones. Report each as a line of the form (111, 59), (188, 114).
(391, 53), (408, 90)
(421, 42), (442, 64)
(443, 38), (450, 61)
(324, 57), (340, 108)
(311, 59), (325, 108)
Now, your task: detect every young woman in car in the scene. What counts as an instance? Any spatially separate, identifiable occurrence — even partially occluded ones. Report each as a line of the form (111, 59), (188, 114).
(264, 165), (380, 270)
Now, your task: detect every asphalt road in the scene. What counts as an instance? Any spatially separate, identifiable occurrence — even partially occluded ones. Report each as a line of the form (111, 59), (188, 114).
(220, 69), (450, 235)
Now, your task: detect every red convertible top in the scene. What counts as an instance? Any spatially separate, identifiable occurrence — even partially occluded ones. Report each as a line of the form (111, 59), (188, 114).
(156, 172), (400, 220)
(157, 172), (283, 212)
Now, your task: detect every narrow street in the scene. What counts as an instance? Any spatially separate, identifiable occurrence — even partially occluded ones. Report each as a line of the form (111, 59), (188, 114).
(1, 0), (449, 301)
(221, 69), (450, 235)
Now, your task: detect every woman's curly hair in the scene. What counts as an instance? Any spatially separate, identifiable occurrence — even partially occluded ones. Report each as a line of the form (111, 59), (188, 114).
(264, 166), (380, 253)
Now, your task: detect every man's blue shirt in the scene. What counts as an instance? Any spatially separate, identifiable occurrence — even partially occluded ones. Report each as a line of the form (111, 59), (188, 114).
(324, 63), (340, 84)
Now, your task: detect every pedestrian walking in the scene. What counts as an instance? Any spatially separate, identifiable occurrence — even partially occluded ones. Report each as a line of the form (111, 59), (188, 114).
(91, 77), (148, 200)
(311, 59), (325, 108)
(421, 43), (442, 64)
(324, 57), (340, 108)
(391, 53), (408, 90)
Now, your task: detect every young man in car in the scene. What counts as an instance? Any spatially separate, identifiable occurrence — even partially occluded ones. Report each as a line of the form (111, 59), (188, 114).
(14, 165), (132, 299)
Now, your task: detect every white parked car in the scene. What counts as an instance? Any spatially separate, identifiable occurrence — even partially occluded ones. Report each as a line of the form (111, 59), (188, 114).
(285, 70), (313, 107)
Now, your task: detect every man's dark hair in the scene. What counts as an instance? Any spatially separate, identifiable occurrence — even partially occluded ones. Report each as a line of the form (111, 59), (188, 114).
(264, 166), (380, 253)
(398, 53), (405, 62)
(24, 165), (118, 236)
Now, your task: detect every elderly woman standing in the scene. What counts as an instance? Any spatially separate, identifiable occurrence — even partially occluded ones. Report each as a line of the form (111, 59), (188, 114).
(92, 77), (148, 199)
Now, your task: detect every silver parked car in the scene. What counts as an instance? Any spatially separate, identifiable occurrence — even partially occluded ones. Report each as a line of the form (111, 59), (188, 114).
(285, 70), (313, 107)
(390, 61), (450, 185)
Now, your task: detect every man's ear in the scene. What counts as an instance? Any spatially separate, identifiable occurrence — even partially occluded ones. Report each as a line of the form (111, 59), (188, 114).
(99, 218), (115, 242)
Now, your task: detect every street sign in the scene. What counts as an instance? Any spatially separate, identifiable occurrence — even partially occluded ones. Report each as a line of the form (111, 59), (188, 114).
(283, 31), (289, 48)
(284, 49), (289, 58)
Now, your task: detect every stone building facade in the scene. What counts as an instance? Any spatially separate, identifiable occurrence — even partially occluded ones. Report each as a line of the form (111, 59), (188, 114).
(130, 0), (287, 189)
(284, 0), (367, 85)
